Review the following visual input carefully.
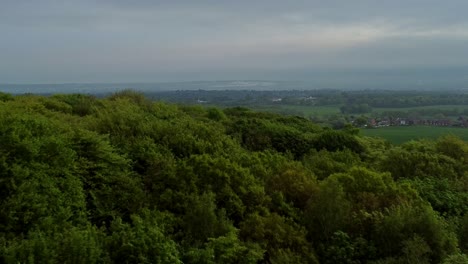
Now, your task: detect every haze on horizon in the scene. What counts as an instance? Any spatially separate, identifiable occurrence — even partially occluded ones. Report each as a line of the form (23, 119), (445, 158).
(2, 0), (468, 88)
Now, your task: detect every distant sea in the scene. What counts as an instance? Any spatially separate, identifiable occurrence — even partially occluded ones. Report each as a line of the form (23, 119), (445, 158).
(2, 75), (468, 95)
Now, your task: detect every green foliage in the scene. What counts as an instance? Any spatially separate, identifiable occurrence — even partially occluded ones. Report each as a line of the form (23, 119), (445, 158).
(107, 211), (181, 264)
(240, 213), (317, 263)
(1, 226), (106, 264)
(305, 177), (351, 241)
(184, 230), (264, 264)
(321, 231), (373, 264)
(71, 129), (145, 225)
(0, 92), (466, 263)
(330, 167), (415, 210)
(442, 253), (468, 264)
(179, 154), (267, 222)
(183, 192), (231, 243)
(362, 126), (468, 145)
(407, 177), (468, 216)
(207, 107), (227, 121)
(108, 89), (151, 108)
(225, 110), (320, 158)
(302, 149), (362, 179)
(313, 129), (366, 154)
(459, 213), (468, 252)
(375, 204), (458, 263)
(265, 162), (318, 210)
(380, 145), (460, 180)
(436, 135), (468, 171)
(0, 91), (14, 101)
(0, 113), (87, 234)
(52, 94), (100, 116)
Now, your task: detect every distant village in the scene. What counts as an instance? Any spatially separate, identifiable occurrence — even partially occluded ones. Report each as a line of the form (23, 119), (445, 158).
(151, 89), (468, 130)
(363, 116), (468, 128)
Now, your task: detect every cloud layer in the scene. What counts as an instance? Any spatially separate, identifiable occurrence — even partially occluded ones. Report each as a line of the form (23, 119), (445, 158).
(1, 0), (468, 84)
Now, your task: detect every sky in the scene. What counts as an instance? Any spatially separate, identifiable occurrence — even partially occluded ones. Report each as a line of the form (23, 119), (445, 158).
(2, 0), (468, 85)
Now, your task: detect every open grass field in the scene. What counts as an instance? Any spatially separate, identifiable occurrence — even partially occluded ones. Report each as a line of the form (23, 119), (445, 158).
(257, 104), (468, 118)
(254, 105), (342, 117)
(280, 105), (342, 116)
(361, 126), (468, 144)
(371, 105), (468, 117)
(373, 104), (468, 112)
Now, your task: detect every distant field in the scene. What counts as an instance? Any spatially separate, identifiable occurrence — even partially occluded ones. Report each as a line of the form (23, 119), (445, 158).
(256, 104), (468, 118)
(361, 126), (468, 144)
(254, 105), (341, 116)
(372, 104), (468, 117)
(283, 105), (342, 116)
(373, 104), (468, 112)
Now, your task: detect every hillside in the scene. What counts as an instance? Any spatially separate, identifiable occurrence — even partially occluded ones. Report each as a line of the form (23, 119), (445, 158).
(0, 91), (467, 263)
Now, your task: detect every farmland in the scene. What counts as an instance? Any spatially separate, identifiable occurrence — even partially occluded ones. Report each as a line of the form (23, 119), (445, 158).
(253, 105), (342, 117)
(258, 104), (468, 119)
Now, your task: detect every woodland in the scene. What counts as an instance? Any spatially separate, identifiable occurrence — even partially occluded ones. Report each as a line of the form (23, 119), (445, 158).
(0, 91), (467, 263)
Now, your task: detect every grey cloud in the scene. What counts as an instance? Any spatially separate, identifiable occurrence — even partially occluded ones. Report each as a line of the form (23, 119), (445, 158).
(1, 0), (468, 83)
(3, 0), (467, 29)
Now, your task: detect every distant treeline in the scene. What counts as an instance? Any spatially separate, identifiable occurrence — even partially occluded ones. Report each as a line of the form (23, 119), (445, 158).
(0, 91), (467, 263)
(145, 89), (468, 108)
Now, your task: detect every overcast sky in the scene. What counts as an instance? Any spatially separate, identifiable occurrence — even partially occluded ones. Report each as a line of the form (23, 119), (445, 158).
(2, 0), (468, 84)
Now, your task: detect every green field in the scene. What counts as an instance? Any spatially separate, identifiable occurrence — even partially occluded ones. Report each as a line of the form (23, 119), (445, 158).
(361, 126), (468, 144)
(373, 104), (468, 112)
(253, 104), (468, 144)
(254, 105), (342, 117)
(256, 104), (468, 118)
